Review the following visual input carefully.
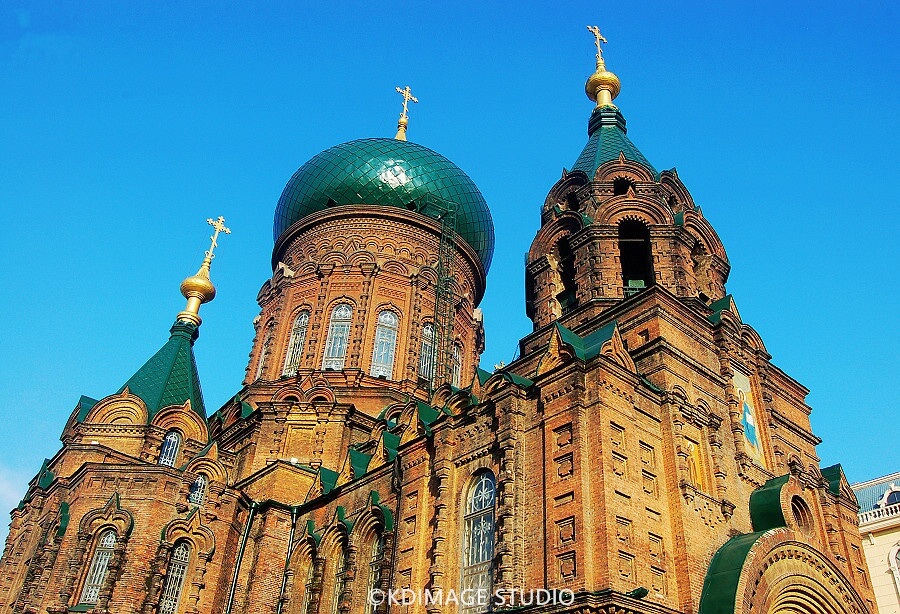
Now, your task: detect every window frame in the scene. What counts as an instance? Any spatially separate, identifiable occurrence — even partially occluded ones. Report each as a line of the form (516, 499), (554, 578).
(158, 540), (192, 614)
(78, 528), (118, 605)
(418, 322), (436, 381)
(282, 310), (311, 377)
(159, 430), (182, 467)
(322, 304), (353, 370)
(187, 474), (208, 505)
(460, 471), (495, 614)
(370, 310), (400, 379)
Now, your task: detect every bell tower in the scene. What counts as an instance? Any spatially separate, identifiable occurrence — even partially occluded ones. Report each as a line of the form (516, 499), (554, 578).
(525, 27), (729, 330)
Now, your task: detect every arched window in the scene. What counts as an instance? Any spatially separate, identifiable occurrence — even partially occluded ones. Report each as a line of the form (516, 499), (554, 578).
(187, 475), (207, 505)
(618, 219), (654, 296)
(887, 490), (900, 507)
(158, 541), (191, 614)
(552, 237), (577, 313)
(282, 311), (310, 377)
(418, 323), (436, 381)
(159, 431), (182, 467)
(329, 546), (348, 614)
(322, 304), (353, 370)
(451, 344), (463, 388)
(297, 558), (315, 614)
(371, 310), (400, 379)
(367, 532), (386, 614)
(461, 472), (495, 613)
(79, 529), (117, 604)
(255, 331), (273, 381)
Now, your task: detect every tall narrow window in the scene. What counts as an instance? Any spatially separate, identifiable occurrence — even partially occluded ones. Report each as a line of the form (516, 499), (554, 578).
(159, 431), (182, 467)
(329, 547), (347, 614)
(322, 304), (353, 370)
(298, 559), (314, 614)
(255, 332), (273, 381)
(158, 541), (191, 614)
(461, 472), (495, 613)
(553, 237), (578, 313)
(367, 533), (386, 614)
(282, 311), (310, 377)
(79, 529), (117, 604)
(187, 475), (207, 505)
(370, 310), (399, 379)
(451, 344), (463, 388)
(618, 220), (654, 296)
(418, 323), (436, 381)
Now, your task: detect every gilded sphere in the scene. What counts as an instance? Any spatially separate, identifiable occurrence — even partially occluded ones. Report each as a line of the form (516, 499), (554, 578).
(585, 69), (621, 103)
(180, 273), (216, 303)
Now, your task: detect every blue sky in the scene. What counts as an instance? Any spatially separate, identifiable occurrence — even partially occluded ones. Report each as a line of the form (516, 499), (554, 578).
(0, 1), (897, 527)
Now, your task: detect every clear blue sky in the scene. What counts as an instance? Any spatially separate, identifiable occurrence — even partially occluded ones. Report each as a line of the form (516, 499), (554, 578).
(1, 1), (897, 525)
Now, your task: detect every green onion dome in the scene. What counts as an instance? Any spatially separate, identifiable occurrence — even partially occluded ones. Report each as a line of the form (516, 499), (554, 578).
(274, 138), (494, 272)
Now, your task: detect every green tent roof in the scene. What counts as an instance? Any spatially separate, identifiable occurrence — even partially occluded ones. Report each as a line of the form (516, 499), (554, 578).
(119, 321), (206, 422)
(572, 107), (657, 178)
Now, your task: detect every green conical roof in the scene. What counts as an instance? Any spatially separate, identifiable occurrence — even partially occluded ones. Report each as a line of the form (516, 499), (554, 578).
(119, 321), (206, 422)
(572, 106), (657, 178)
(273, 138), (495, 272)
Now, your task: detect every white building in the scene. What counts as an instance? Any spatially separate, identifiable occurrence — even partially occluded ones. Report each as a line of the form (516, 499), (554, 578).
(854, 472), (900, 614)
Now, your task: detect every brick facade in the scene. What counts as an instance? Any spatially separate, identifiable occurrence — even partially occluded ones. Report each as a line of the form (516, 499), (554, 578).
(0, 77), (877, 614)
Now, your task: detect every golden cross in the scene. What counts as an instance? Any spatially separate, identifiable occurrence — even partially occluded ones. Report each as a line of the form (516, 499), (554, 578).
(587, 25), (608, 59)
(205, 216), (231, 259)
(395, 86), (418, 119)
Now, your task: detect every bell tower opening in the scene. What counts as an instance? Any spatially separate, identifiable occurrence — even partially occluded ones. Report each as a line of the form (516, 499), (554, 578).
(553, 237), (578, 313)
(618, 220), (654, 296)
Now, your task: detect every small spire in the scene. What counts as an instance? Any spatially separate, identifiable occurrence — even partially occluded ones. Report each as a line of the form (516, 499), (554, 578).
(176, 216), (231, 326)
(394, 85), (418, 141)
(585, 24), (621, 108)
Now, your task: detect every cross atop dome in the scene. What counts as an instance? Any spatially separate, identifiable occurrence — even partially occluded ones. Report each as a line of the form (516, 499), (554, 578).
(584, 23), (621, 108)
(394, 85), (418, 141)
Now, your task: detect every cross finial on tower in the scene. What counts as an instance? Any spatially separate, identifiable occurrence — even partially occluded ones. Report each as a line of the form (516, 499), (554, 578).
(205, 216), (231, 260)
(176, 216), (232, 326)
(395, 86), (419, 141)
(587, 25), (608, 61)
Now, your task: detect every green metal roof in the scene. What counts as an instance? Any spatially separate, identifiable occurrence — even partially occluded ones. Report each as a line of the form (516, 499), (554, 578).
(118, 321), (206, 422)
(821, 464), (844, 498)
(348, 449), (373, 479)
(274, 138), (495, 271)
(554, 320), (618, 362)
(572, 107), (657, 178)
(75, 395), (99, 423)
(698, 530), (767, 614)
(749, 475), (790, 532)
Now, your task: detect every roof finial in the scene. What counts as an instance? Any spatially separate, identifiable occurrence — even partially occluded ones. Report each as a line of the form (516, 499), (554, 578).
(394, 85), (418, 141)
(585, 24), (621, 108)
(176, 216), (231, 326)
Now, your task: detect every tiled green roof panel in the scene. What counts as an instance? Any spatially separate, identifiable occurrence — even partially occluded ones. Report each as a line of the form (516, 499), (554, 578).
(572, 107), (658, 178)
(75, 395), (99, 423)
(274, 138), (495, 271)
(119, 321), (206, 422)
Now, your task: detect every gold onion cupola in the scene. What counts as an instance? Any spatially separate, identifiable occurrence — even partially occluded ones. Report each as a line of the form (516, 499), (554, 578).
(585, 25), (621, 108)
(572, 26), (657, 179)
(116, 217), (230, 423)
(177, 216), (230, 326)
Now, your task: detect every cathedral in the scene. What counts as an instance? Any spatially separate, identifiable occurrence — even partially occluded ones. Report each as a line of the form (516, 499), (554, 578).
(0, 29), (877, 614)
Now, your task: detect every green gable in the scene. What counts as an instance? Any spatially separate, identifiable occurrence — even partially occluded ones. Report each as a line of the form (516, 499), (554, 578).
(554, 320), (618, 362)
